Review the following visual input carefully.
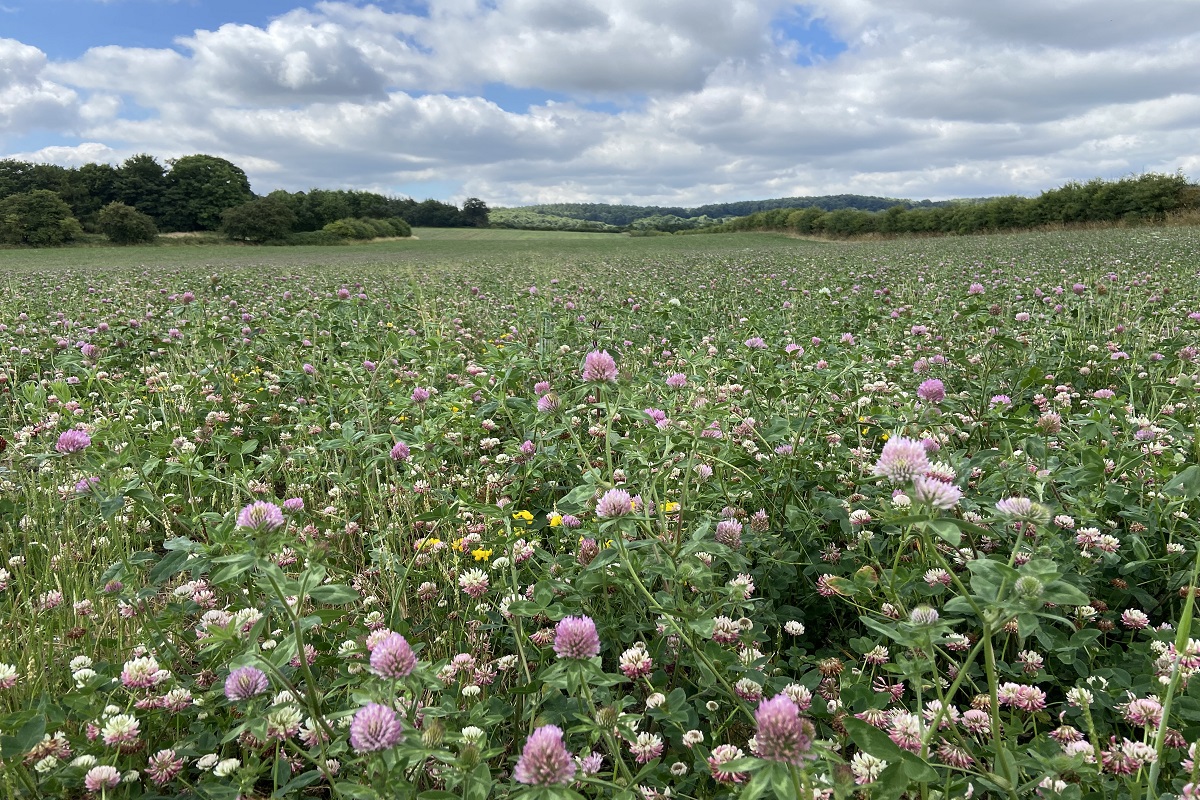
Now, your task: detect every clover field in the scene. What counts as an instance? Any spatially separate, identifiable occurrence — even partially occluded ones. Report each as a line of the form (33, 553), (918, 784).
(3, 227), (1200, 800)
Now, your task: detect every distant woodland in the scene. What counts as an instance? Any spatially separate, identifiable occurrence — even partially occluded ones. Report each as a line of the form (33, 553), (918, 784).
(0, 153), (487, 246)
(0, 151), (1195, 247)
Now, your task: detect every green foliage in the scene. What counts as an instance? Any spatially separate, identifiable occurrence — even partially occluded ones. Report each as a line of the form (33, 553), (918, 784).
(321, 216), (411, 240)
(114, 153), (167, 222)
(709, 172), (1198, 239)
(460, 197), (490, 227)
(284, 229), (346, 246)
(97, 201), (159, 245)
(0, 189), (83, 246)
(407, 198), (464, 227)
(490, 207), (624, 233)
(159, 154), (254, 231)
(220, 196), (298, 244)
(4, 227), (1200, 797)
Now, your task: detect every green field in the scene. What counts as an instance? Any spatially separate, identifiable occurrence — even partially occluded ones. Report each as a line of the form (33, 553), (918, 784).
(3, 226), (1200, 799)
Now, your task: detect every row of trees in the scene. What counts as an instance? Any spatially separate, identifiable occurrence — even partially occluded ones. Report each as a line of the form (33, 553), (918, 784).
(0, 154), (489, 246)
(513, 194), (941, 227)
(707, 173), (1198, 238)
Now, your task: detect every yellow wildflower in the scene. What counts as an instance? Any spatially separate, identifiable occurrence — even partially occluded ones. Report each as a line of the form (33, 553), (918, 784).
(512, 510), (533, 524)
(471, 548), (492, 562)
(548, 512), (563, 527)
(661, 501), (680, 513)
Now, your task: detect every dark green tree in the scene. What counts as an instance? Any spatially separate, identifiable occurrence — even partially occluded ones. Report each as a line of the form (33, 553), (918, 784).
(220, 196), (297, 243)
(116, 154), (168, 222)
(97, 201), (158, 244)
(303, 190), (353, 230)
(160, 154), (254, 231)
(64, 163), (120, 226)
(0, 190), (84, 246)
(408, 198), (462, 227)
(460, 197), (490, 227)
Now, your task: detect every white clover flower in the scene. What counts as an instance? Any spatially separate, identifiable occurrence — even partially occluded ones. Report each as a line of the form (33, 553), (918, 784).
(213, 757), (241, 777)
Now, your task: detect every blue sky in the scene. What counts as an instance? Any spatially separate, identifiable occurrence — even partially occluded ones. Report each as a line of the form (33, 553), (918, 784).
(0, 0), (311, 58)
(1, 1), (1197, 206)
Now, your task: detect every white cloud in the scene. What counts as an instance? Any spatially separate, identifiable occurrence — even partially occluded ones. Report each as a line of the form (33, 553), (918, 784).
(0, 39), (81, 139)
(6, 141), (122, 166)
(4, 1), (1200, 205)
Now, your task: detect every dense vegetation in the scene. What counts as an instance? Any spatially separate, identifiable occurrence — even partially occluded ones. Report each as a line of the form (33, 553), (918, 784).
(0, 155), (487, 246)
(2, 227), (1200, 799)
(3, 150), (1196, 247)
(708, 173), (1198, 238)
(494, 195), (944, 231)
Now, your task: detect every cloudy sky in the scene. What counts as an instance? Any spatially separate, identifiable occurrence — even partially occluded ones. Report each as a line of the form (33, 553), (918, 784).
(2, 0), (1198, 207)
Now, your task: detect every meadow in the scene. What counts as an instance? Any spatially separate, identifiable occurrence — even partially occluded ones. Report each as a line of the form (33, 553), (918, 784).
(2, 226), (1200, 800)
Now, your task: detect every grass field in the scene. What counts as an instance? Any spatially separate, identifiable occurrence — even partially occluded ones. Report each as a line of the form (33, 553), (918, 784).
(2, 226), (1200, 799)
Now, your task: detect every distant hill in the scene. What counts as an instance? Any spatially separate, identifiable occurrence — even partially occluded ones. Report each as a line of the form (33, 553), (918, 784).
(491, 194), (955, 232)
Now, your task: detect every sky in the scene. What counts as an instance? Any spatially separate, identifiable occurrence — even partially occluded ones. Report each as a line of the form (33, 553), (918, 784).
(2, 0), (1198, 207)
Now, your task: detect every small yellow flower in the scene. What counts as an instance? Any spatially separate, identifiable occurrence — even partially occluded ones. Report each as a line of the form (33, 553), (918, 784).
(548, 512), (563, 527)
(471, 548), (492, 562)
(512, 510), (533, 523)
(661, 501), (680, 513)
(881, 433), (890, 441)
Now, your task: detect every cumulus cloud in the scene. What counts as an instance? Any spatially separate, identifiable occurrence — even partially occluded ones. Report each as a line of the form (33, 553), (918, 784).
(5, 0), (1200, 205)
(0, 39), (81, 140)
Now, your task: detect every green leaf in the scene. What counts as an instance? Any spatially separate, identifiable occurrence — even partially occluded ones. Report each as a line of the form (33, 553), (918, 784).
(464, 762), (492, 800)
(334, 782), (381, 800)
(148, 548), (191, 585)
(1041, 580), (1090, 606)
(275, 770), (322, 797)
(843, 716), (906, 761)
(308, 584), (360, 605)
(211, 553), (256, 584)
(1166, 465), (1200, 499)
(926, 519), (961, 547)
(0, 714), (45, 758)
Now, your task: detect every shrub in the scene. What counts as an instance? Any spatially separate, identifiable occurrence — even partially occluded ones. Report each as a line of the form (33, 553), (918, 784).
(0, 189), (84, 246)
(220, 197), (297, 244)
(321, 216), (410, 240)
(323, 218), (374, 240)
(286, 229), (346, 246)
(97, 201), (158, 245)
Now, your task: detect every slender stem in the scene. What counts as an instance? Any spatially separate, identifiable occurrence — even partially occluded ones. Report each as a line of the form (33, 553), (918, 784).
(982, 628), (1017, 800)
(1146, 544), (1200, 796)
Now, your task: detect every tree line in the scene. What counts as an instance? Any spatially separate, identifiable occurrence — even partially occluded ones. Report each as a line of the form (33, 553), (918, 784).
(509, 194), (943, 227)
(0, 154), (489, 246)
(700, 173), (1198, 238)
